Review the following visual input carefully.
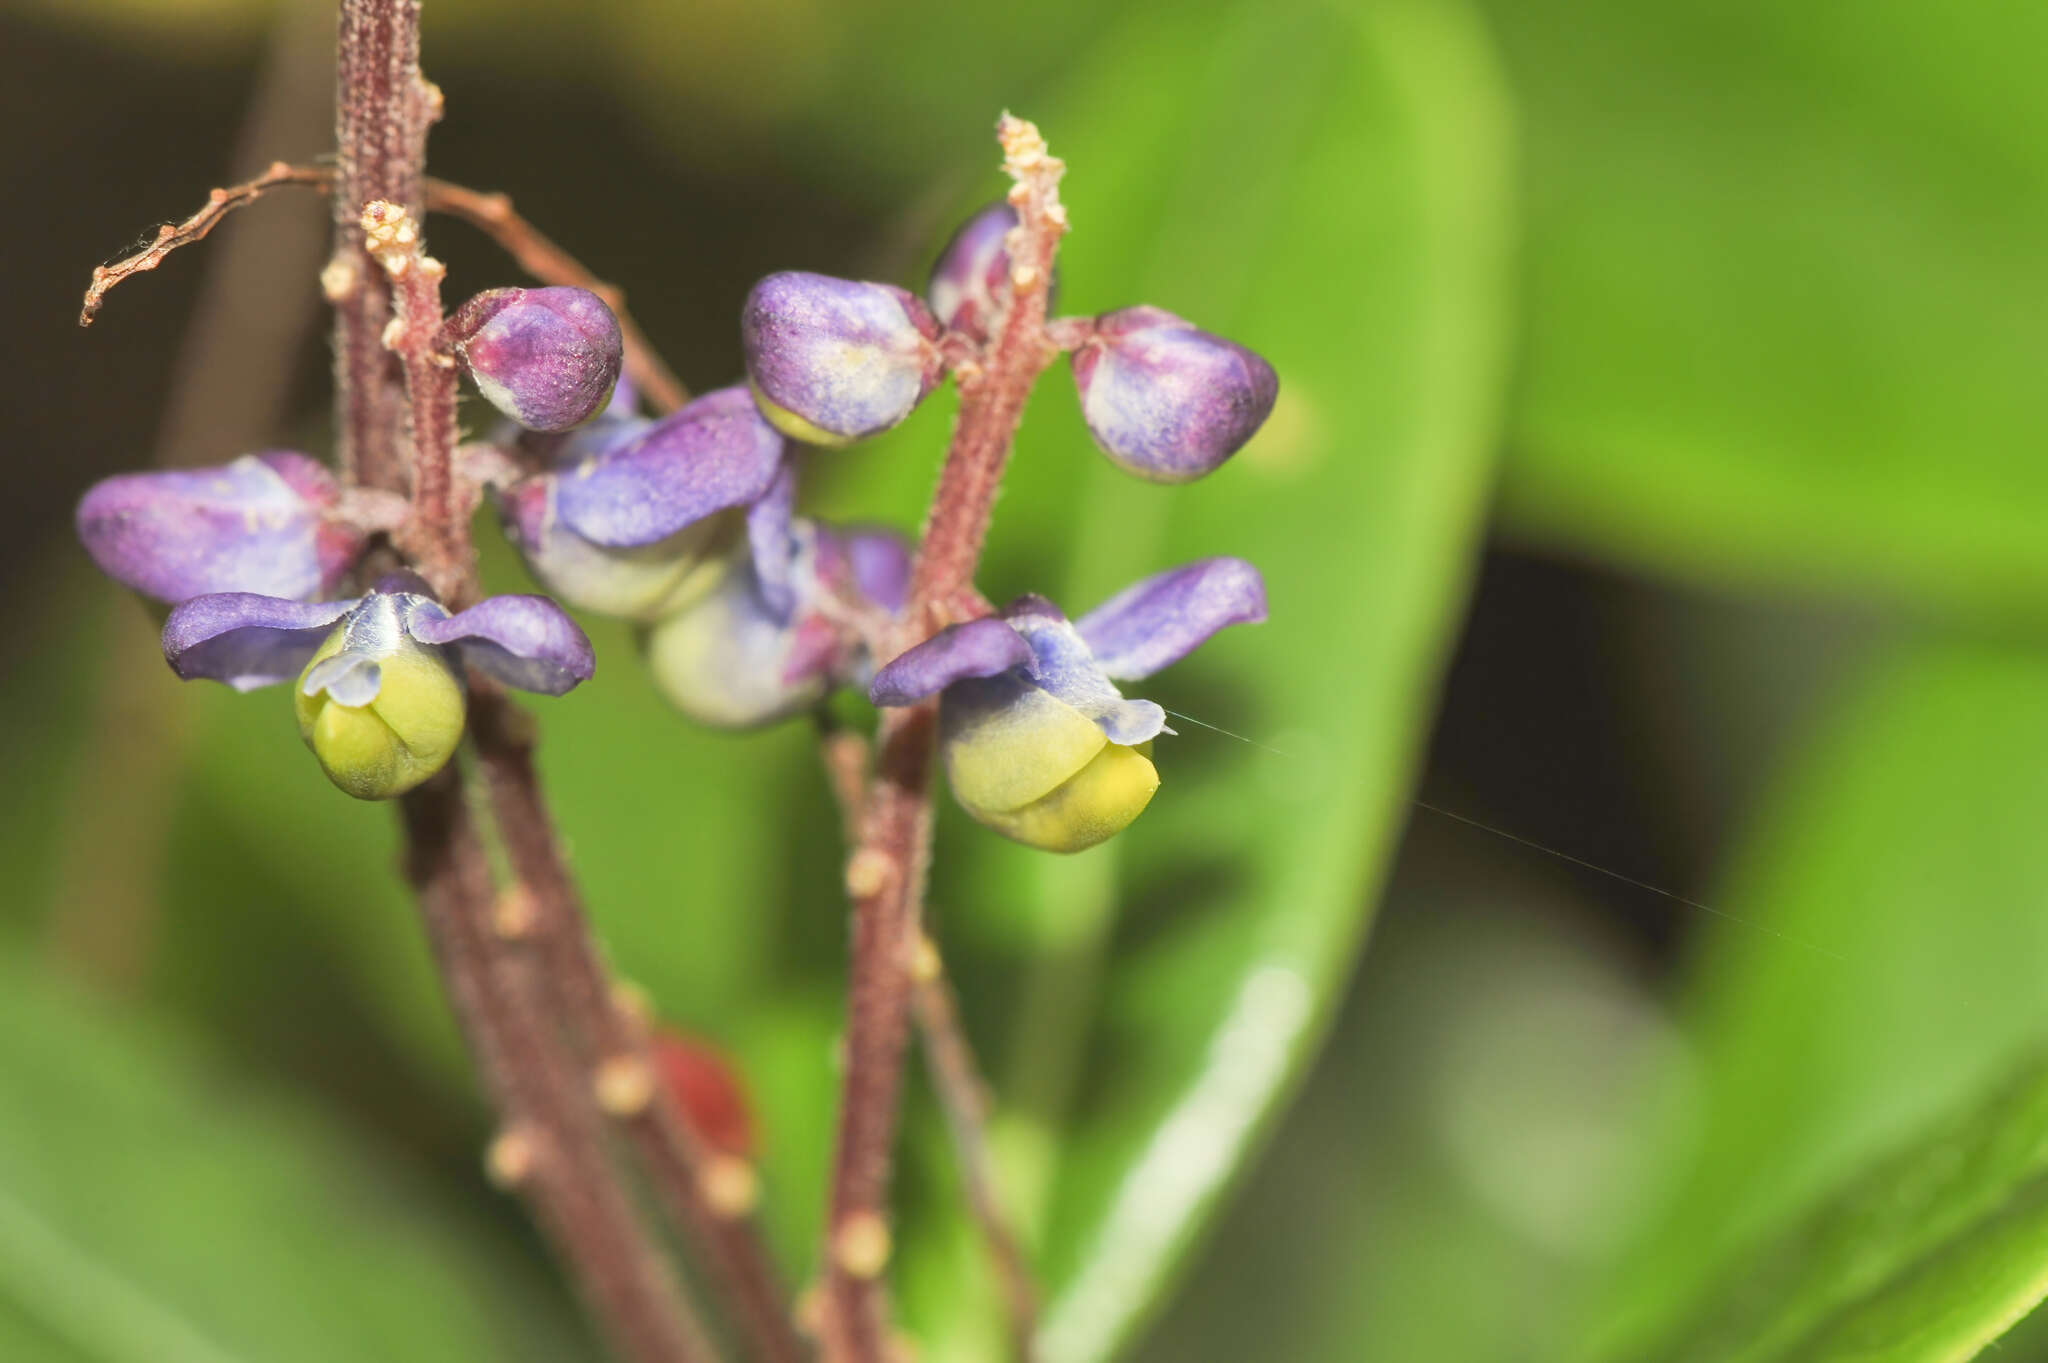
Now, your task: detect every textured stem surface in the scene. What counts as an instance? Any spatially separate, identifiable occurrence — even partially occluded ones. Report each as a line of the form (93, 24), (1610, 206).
(471, 694), (808, 1363)
(334, 4), (718, 1360)
(820, 114), (1067, 1363)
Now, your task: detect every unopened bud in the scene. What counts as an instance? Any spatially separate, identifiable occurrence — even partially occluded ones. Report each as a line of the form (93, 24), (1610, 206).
(1070, 305), (1278, 483)
(452, 286), (623, 432)
(742, 271), (942, 446)
(926, 202), (1028, 341)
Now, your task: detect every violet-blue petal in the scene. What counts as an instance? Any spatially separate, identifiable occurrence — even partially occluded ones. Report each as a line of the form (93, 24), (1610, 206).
(163, 592), (358, 691)
(868, 617), (1033, 707)
(1077, 556), (1269, 680)
(742, 272), (942, 445)
(926, 202), (1016, 340)
(1006, 609), (1167, 746)
(410, 594), (595, 695)
(76, 452), (358, 604)
(1071, 306), (1279, 483)
(744, 463), (800, 618)
(553, 385), (786, 548)
(842, 528), (911, 616)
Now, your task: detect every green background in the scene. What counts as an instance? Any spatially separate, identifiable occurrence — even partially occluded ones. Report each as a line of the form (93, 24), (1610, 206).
(3, 0), (2046, 1359)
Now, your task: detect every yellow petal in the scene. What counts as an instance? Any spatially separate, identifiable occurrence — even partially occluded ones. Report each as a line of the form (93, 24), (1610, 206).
(295, 630), (465, 800)
(970, 741), (1160, 854)
(942, 683), (1107, 814)
(749, 381), (855, 448)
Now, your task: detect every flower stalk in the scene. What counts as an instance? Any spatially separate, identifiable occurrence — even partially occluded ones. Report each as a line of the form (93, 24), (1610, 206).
(820, 113), (1068, 1363)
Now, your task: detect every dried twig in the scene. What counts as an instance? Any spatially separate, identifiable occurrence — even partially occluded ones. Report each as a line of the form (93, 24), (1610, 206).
(78, 162), (330, 328)
(81, 161), (686, 416)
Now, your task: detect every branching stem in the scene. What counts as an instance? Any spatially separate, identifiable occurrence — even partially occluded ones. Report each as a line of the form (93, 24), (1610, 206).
(332, 4), (734, 1361)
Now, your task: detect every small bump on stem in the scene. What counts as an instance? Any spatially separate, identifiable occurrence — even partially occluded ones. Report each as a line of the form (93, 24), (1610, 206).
(485, 1126), (539, 1188)
(593, 1054), (657, 1116)
(833, 1213), (893, 1280)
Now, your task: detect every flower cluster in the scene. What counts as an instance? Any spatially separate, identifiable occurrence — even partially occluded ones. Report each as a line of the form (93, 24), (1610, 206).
(75, 191), (1277, 849)
(729, 198), (1279, 850)
(73, 284), (621, 800)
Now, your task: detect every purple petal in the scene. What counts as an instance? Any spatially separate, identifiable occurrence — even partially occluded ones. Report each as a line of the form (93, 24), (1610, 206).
(745, 463), (800, 617)
(868, 617), (1033, 707)
(1076, 557), (1268, 680)
(742, 273), (943, 444)
(452, 286), (623, 433)
(77, 452), (359, 604)
(1006, 608), (1167, 745)
(163, 592), (358, 691)
(411, 594), (595, 696)
(841, 527), (912, 616)
(553, 385), (786, 548)
(927, 202), (1017, 340)
(1071, 306), (1279, 483)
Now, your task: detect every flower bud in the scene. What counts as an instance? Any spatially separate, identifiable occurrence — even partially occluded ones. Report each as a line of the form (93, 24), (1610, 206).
(76, 452), (360, 604)
(650, 1031), (754, 1159)
(867, 560), (1266, 852)
(741, 272), (942, 446)
(926, 202), (1017, 341)
(495, 384), (787, 621)
(1070, 306), (1279, 483)
(452, 286), (623, 433)
(640, 549), (838, 729)
(942, 679), (1159, 853)
(292, 594), (466, 800)
(498, 474), (733, 621)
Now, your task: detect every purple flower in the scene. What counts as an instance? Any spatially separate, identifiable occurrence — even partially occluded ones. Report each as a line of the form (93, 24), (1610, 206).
(643, 472), (911, 729)
(76, 452), (363, 604)
(868, 557), (1266, 851)
(741, 271), (943, 446)
(451, 286), (623, 433)
(495, 385), (789, 621)
(1070, 306), (1279, 483)
(163, 573), (594, 799)
(927, 202), (1015, 340)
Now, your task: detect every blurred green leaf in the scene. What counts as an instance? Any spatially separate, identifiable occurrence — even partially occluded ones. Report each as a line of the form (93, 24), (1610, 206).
(1626, 1049), (2048, 1363)
(0, 953), (593, 1363)
(1479, 0), (2048, 618)
(1587, 644), (2048, 1359)
(1136, 852), (1678, 1363)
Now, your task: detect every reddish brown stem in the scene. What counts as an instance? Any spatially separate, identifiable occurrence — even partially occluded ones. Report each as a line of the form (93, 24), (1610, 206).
(360, 198), (469, 599)
(403, 778), (718, 1363)
(470, 693), (809, 1363)
(334, 4), (719, 1360)
(814, 725), (1038, 1361)
(820, 115), (1067, 1363)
